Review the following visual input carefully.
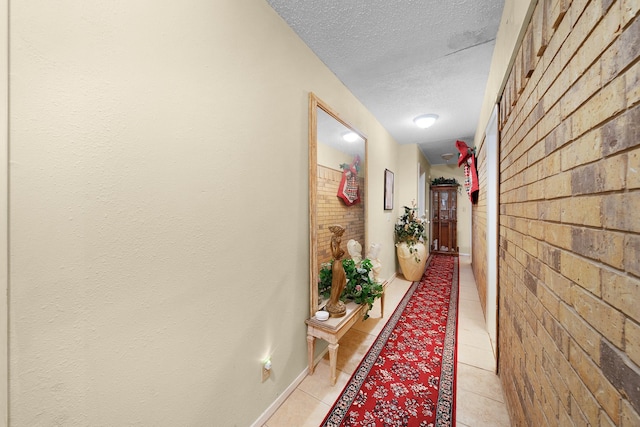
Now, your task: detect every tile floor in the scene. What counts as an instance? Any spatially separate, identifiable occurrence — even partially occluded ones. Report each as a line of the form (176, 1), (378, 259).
(264, 255), (511, 426)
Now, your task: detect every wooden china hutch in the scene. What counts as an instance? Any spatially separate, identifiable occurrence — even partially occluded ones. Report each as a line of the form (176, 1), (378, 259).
(431, 185), (458, 254)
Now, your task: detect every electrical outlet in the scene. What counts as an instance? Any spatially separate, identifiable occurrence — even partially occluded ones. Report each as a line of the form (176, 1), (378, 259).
(261, 359), (271, 382)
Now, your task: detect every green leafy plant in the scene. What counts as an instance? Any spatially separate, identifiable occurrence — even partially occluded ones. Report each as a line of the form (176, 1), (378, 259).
(394, 203), (426, 262)
(318, 258), (384, 320)
(431, 176), (459, 186)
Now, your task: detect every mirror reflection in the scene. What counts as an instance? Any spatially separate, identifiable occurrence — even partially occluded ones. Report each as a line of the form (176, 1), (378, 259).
(309, 95), (367, 317)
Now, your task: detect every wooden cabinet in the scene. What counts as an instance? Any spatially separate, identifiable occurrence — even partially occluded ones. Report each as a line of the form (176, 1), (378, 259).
(431, 186), (458, 254)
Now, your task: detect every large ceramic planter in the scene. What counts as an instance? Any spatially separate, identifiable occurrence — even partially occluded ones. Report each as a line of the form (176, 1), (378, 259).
(396, 242), (427, 281)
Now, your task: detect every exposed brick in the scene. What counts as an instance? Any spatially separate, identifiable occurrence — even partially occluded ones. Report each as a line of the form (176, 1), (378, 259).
(540, 281), (562, 319)
(546, 223), (572, 250)
(492, 1), (640, 425)
(559, 302), (601, 359)
(621, 398), (640, 427)
(316, 166), (365, 267)
(597, 3), (624, 83)
(539, 101), (563, 142)
(629, 147), (640, 189)
(563, 0), (600, 71)
(572, 162), (606, 194)
(603, 0), (616, 13)
(622, 0), (640, 27)
(571, 76), (626, 140)
(527, 220), (546, 240)
(571, 285), (625, 347)
(561, 128), (602, 171)
(558, 406), (572, 425)
(626, 59), (640, 107)
(560, 195), (602, 227)
(545, 265), (573, 303)
(602, 192), (640, 233)
(524, 270), (539, 296)
(602, 104), (640, 156)
(609, 12), (640, 80)
(602, 153), (628, 191)
(533, 0), (549, 56)
(527, 253), (544, 279)
(570, 396), (591, 425)
(561, 251), (601, 296)
(602, 269), (640, 323)
(540, 344), (571, 408)
(569, 340), (620, 424)
(625, 234), (640, 277)
(565, 363), (601, 426)
(539, 199), (562, 221)
(571, 155), (627, 195)
(540, 242), (562, 271)
(571, 227), (624, 268)
(600, 339), (640, 414)
(541, 309), (567, 351)
(561, 60), (602, 121)
(545, 118), (572, 155)
(601, 411), (617, 427)
(539, 370), (560, 424)
(626, 319), (640, 368)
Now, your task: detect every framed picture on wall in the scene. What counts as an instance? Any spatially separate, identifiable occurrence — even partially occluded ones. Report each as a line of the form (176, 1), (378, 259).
(384, 169), (394, 210)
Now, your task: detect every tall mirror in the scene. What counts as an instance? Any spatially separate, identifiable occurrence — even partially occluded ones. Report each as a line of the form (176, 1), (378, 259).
(309, 93), (367, 317)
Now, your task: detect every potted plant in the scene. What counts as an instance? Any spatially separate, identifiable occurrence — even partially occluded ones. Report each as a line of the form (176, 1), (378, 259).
(318, 258), (384, 320)
(394, 203), (428, 281)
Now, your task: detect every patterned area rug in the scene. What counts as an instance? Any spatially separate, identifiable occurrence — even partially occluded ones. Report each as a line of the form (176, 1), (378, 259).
(321, 254), (459, 427)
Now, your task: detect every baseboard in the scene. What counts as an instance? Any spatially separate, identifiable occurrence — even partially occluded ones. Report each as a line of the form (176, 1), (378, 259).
(250, 272), (401, 427)
(250, 349), (329, 427)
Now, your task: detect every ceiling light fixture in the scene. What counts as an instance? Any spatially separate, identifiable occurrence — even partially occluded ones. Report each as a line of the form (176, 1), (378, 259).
(342, 131), (359, 142)
(441, 153), (455, 163)
(413, 114), (439, 129)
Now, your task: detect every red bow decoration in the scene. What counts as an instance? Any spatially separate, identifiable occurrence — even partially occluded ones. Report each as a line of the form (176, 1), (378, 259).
(455, 140), (479, 204)
(337, 156), (361, 206)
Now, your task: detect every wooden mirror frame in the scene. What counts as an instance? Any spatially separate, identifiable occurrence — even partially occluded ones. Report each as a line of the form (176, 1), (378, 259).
(309, 93), (367, 318)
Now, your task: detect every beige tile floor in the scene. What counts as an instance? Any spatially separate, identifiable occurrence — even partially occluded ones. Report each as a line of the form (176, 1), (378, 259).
(264, 256), (511, 427)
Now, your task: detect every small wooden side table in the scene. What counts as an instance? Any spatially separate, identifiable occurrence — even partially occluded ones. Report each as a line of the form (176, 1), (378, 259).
(305, 283), (386, 385)
(305, 301), (366, 386)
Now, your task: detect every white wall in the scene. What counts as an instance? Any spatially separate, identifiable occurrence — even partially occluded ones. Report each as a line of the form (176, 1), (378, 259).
(6, 0), (402, 425)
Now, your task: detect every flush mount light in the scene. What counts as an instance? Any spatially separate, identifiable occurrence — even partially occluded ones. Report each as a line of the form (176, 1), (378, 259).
(342, 131), (359, 142)
(413, 114), (439, 129)
(441, 153), (455, 163)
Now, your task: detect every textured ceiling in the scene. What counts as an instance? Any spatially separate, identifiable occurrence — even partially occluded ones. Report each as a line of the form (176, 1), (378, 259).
(266, 0), (505, 164)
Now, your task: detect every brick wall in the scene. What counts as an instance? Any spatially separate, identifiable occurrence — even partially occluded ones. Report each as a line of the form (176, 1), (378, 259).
(317, 165), (366, 268)
(472, 149), (489, 313)
(489, 0), (640, 425)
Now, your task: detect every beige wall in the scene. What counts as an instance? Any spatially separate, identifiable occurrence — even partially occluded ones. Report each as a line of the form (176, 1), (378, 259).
(5, 0), (407, 425)
(478, 0), (640, 424)
(397, 144), (420, 208)
(0, 0), (7, 423)
(394, 145), (433, 271)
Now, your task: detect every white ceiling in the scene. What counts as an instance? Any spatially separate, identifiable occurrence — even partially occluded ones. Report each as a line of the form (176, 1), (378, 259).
(266, 0), (505, 165)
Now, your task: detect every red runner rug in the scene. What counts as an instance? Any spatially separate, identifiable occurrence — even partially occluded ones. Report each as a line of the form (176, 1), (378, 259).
(321, 254), (459, 427)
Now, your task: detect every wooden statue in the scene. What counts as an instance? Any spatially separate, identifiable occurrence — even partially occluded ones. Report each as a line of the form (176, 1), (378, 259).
(326, 225), (347, 318)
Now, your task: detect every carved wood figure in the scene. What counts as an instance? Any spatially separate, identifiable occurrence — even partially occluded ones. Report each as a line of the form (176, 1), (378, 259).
(326, 225), (347, 317)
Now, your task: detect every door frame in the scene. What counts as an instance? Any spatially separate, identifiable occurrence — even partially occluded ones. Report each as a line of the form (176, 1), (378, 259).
(485, 104), (499, 363)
